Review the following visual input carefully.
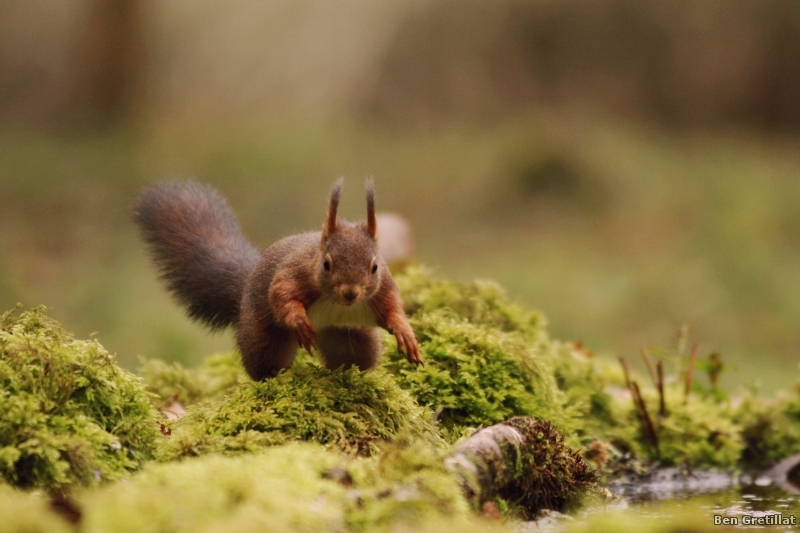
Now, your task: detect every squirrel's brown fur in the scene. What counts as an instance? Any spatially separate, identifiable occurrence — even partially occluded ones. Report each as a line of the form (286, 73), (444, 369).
(133, 179), (421, 380)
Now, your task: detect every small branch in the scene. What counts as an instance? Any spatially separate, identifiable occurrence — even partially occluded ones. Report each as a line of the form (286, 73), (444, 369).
(445, 424), (523, 506)
(707, 352), (723, 387)
(631, 381), (659, 453)
(619, 356), (632, 389)
(677, 325), (690, 356)
(640, 347), (657, 388)
(684, 342), (699, 402)
(619, 356), (659, 453)
(445, 417), (595, 516)
(656, 360), (667, 418)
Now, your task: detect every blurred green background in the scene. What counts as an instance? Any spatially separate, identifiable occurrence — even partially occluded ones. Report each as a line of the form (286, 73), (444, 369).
(2, 0), (800, 392)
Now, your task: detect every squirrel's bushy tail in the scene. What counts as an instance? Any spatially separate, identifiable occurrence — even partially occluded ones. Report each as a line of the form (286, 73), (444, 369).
(133, 181), (260, 329)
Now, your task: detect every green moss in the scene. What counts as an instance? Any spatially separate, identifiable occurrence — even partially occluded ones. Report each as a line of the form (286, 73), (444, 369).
(0, 305), (160, 490)
(395, 266), (547, 342)
(82, 444), (348, 533)
(157, 365), (438, 460)
(385, 265), (577, 439)
(551, 343), (754, 470)
(382, 310), (569, 440)
(12, 267), (800, 530)
(735, 392), (800, 469)
(139, 352), (246, 407)
(80, 440), (507, 533)
(0, 484), (74, 533)
(598, 386), (743, 469)
(550, 343), (617, 442)
(498, 418), (597, 518)
(655, 394), (742, 468)
(346, 434), (471, 531)
(778, 379), (800, 427)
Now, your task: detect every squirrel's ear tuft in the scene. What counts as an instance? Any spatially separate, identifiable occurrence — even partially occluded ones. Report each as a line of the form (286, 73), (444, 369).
(364, 178), (376, 240)
(323, 178), (343, 239)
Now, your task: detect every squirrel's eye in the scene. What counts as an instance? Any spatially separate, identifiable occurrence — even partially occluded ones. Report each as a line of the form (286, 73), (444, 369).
(323, 259), (331, 271)
(371, 263), (378, 274)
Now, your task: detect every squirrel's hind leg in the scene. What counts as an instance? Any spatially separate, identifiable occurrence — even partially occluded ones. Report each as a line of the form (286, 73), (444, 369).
(236, 320), (298, 380)
(317, 327), (382, 371)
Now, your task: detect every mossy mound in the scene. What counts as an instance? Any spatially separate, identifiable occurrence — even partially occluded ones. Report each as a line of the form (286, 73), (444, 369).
(735, 391), (800, 469)
(384, 268), (570, 440)
(594, 384), (743, 469)
(139, 351), (246, 407)
(547, 340), (778, 471)
(0, 306), (160, 490)
(0, 440), (502, 533)
(85, 440), (490, 533)
(654, 394), (742, 468)
(382, 312), (568, 440)
(550, 343), (617, 443)
(83, 444), (349, 533)
(0, 484), (73, 533)
(158, 365), (438, 460)
(395, 266), (547, 342)
(346, 434), (472, 531)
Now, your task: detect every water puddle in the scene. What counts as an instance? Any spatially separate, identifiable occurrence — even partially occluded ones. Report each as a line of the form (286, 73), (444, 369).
(526, 469), (800, 532)
(625, 486), (800, 530)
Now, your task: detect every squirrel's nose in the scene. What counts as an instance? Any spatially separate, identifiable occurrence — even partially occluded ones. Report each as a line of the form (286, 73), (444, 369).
(341, 285), (361, 304)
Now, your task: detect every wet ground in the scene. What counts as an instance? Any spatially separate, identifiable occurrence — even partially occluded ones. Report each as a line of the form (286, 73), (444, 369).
(614, 466), (800, 530)
(526, 466), (800, 531)
(629, 485), (800, 530)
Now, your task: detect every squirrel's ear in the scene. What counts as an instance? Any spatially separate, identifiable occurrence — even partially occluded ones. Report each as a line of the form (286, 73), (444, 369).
(323, 178), (343, 239)
(364, 178), (377, 240)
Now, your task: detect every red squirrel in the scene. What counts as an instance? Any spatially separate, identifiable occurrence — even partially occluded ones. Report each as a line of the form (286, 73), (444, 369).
(133, 179), (422, 380)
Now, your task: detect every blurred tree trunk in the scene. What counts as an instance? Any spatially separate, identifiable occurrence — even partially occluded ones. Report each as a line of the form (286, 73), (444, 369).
(0, 0), (144, 131)
(67, 0), (144, 128)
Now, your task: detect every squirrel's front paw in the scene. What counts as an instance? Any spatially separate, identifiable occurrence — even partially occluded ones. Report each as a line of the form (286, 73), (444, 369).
(394, 325), (423, 367)
(287, 313), (316, 352)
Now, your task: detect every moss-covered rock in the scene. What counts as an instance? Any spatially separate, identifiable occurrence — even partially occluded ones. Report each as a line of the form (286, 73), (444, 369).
(385, 267), (751, 471)
(382, 311), (568, 440)
(384, 268), (572, 440)
(157, 365), (439, 460)
(0, 306), (160, 490)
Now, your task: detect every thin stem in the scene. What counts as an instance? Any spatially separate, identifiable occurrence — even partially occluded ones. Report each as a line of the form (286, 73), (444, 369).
(684, 342), (699, 402)
(657, 359), (667, 417)
(640, 346), (657, 388)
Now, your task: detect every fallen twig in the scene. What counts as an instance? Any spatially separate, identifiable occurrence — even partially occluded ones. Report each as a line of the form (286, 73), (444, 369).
(656, 359), (667, 418)
(640, 347), (657, 388)
(619, 356), (632, 389)
(619, 357), (659, 453)
(685, 342), (699, 402)
(445, 417), (596, 516)
(631, 381), (660, 452)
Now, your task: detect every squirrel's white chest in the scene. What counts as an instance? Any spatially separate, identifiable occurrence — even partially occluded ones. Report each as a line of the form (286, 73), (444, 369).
(307, 298), (378, 329)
